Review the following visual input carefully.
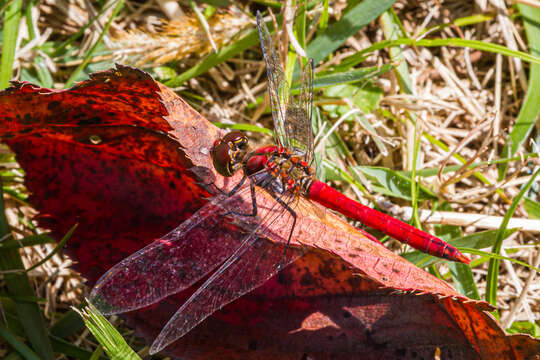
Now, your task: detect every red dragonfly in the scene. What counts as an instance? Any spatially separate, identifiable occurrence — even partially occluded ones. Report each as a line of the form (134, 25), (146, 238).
(90, 12), (470, 355)
(212, 14), (470, 266)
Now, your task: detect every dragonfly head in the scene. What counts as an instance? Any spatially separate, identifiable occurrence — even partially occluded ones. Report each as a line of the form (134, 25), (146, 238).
(211, 131), (248, 177)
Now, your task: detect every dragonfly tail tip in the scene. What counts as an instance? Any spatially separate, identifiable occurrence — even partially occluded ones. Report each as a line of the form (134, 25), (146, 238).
(456, 253), (471, 265)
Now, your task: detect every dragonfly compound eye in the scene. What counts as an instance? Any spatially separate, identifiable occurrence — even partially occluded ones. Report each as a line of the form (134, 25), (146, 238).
(211, 131), (248, 177)
(225, 131), (248, 149)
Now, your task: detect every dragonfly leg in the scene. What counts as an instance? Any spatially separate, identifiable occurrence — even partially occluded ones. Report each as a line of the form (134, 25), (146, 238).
(208, 173), (248, 197)
(222, 176), (258, 218)
(266, 192), (297, 271)
(225, 174), (249, 197)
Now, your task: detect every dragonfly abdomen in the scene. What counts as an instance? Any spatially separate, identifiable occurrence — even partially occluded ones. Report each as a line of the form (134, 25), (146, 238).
(308, 180), (471, 264)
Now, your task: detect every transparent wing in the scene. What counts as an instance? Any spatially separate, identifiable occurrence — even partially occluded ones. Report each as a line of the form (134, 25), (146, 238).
(89, 178), (266, 315)
(285, 59), (314, 163)
(257, 11), (290, 149)
(149, 192), (304, 354)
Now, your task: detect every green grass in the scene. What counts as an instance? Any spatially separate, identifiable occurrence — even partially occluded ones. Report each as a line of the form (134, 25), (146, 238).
(75, 303), (140, 360)
(0, 0), (22, 89)
(0, 185), (54, 359)
(499, 4), (540, 178)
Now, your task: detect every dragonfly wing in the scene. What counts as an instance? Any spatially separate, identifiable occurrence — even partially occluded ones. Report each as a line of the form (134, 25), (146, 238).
(284, 59), (314, 163)
(149, 193), (304, 354)
(257, 11), (290, 149)
(89, 180), (261, 315)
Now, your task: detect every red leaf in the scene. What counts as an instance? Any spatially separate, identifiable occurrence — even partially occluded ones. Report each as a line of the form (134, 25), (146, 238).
(1, 65), (538, 359)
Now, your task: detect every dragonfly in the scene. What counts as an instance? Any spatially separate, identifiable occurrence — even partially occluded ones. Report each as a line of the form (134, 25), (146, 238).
(90, 11), (470, 355)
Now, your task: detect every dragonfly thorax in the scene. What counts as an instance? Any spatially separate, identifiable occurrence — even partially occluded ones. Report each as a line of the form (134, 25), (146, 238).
(262, 147), (314, 196)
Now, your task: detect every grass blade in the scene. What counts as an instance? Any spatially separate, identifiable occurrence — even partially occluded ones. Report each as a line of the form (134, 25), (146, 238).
(499, 4), (540, 178)
(76, 302), (141, 360)
(0, 0), (22, 89)
(485, 169), (540, 310)
(212, 122), (273, 136)
(523, 198), (540, 219)
(310, 64), (394, 89)
(353, 166), (436, 201)
(307, 0), (396, 64)
(448, 262), (480, 299)
(357, 38), (540, 65)
(317, 0), (330, 36)
(50, 0), (119, 58)
(50, 309), (85, 338)
(25, 223), (77, 272)
(50, 335), (107, 360)
(64, 0), (124, 87)
(434, 204), (480, 299)
(403, 229), (516, 266)
(0, 187), (54, 359)
(0, 233), (56, 250)
(467, 248), (540, 272)
(0, 323), (41, 360)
